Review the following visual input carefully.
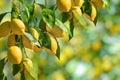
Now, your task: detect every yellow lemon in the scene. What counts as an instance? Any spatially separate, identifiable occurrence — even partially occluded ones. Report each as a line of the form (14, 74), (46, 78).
(91, 0), (105, 8)
(11, 19), (25, 35)
(71, 0), (84, 8)
(33, 45), (42, 53)
(92, 41), (102, 52)
(43, 33), (58, 55)
(22, 35), (35, 49)
(7, 46), (22, 64)
(56, 0), (71, 12)
(7, 33), (16, 47)
(0, 21), (11, 38)
(30, 28), (39, 41)
(23, 58), (33, 69)
(46, 25), (66, 38)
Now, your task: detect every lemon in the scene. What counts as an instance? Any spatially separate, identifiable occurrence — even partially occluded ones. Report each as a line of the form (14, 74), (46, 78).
(11, 19), (25, 35)
(43, 33), (58, 55)
(22, 35), (35, 49)
(56, 0), (71, 12)
(7, 46), (22, 64)
(33, 3), (40, 17)
(33, 45), (42, 53)
(92, 41), (102, 52)
(30, 28), (39, 41)
(0, 21), (11, 38)
(91, 0), (105, 8)
(7, 33), (16, 47)
(23, 58), (33, 75)
(46, 25), (66, 38)
(71, 0), (84, 8)
(23, 58), (33, 70)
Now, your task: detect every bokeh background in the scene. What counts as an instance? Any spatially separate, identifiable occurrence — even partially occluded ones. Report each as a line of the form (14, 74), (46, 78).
(0, 0), (120, 80)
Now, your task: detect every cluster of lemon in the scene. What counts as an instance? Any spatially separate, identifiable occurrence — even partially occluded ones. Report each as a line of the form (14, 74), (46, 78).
(57, 0), (105, 22)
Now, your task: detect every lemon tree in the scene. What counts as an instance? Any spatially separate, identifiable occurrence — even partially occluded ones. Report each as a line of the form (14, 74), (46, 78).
(0, 0), (108, 80)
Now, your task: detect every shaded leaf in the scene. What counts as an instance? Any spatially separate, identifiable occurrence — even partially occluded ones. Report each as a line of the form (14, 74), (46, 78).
(21, 70), (25, 80)
(69, 19), (74, 40)
(56, 40), (60, 59)
(42, 9), (55, 28)
(0, 73), (7, 80)
(0, 58), (6, 74)
(12, 64), (20, 76)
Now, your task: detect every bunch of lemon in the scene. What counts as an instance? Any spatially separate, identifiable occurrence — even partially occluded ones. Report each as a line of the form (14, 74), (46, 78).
(57, 0), (105, 22)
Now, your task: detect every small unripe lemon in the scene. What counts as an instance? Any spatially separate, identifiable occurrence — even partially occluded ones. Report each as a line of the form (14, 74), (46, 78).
(46, 25), (66, 38)
(56, 0), (71, 12)
(7, 46), (22, 64)
(30, 28), (39, 41)
(22, 35), (35, 49)
(7, 34), (16, 47)
(0, 21), (11, 38)
(11, 19), (25, 35)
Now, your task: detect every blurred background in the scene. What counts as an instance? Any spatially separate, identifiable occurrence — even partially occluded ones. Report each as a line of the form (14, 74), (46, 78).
(0, 0), (120, 80)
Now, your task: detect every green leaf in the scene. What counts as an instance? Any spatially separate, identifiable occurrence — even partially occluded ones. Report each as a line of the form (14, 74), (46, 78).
(0, 58), (6, 74)
(0, 73), (7, 80)
(21, 71), (25, 80)
(12, 64), (20, 76)
(56, 40), (60, 59)
(39, 32), (51, 49)
(62, 12), (70, 23)
(27, 66), (38, 80)
(0, 13), (11, 24)
(42, 9), (55, 28)
(0, 13), (7, 24)
(55, 19), (72, 39)
(69, 19), (74, 40)
(25, 32), (38, 44)
(82, 1), (92, 15)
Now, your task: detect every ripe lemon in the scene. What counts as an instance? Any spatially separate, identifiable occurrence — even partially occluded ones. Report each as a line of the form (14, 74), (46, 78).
(0, 21), (11, 38)
(92, 41), (102, 52)
(83, 3), (97, 21)
(56, 0), (71, 12)
(33, 45), (42, 53)
(30, 28), (39, 41)
(46, 25), (66, 38)
(0, 0), (6, 7)
(71, 0), (84, 8)
(11, 19), (25, 35)
(23, 58), (33, 70)
(7, 46), (22, 64)
(7, 33), (16, 47)
(91, 0), (105, 8)
(22, 35), (35, 49)
(23, 58), (33, 75)
(43, 33), (58, 55)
